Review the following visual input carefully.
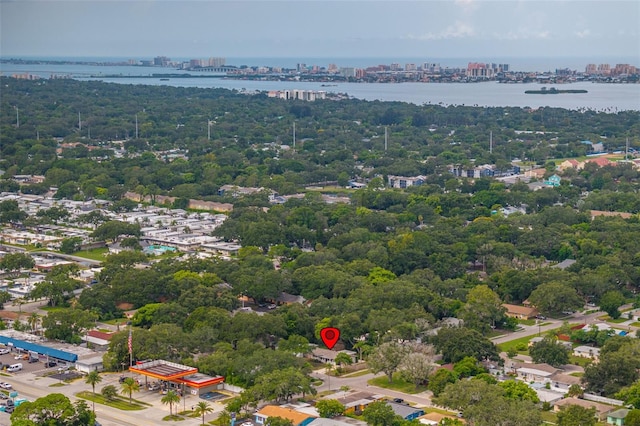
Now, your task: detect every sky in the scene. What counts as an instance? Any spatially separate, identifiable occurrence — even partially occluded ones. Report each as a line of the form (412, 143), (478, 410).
(1, 0), (639, 62)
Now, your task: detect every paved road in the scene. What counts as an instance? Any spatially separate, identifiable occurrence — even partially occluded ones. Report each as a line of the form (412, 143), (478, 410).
(8, 370), (225, 426)
(311, 369), (433, 408)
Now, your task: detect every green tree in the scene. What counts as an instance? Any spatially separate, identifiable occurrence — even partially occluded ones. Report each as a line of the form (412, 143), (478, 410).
(42, 308), (97, 343)
(615, 382), (640, 409)
(120, 377), (140, 405)
(498, 380), (540, 402)
(582, 338), (640, 396)
(101, 384), (118, 401)
(556, 405), (596, 426)
(0, 252), (34, 274)
(367, 341), (407, 383)
(599, 290), (626, 320)
(626, 409), (640, 426)
(458, 285), (506, 334)
(85, 370), (102, 412)
(400, 351), (435, 388)
(334, 352), (354, 372)
(59, 237), (83, 254)
(427, 368), (458, 397)
(265, 417), (294, 426)
(528, 281), (584, 316)
(431, 326), (499, 363)
(10, 393), (95, 425)
(363, 401), (398, 426)
(193, 401), (214, 425)
(161, 389), (181, 416)
(434, 379), (541, 426)
(453, 356), (486, 378)
(529, 337), (570, 367)
(316, 399), (346, 418)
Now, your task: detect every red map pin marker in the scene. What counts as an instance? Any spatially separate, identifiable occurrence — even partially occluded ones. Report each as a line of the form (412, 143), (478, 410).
(320, 327), (340, 350)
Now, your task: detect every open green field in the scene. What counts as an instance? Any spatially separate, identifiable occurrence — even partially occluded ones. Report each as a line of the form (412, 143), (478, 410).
(72, 247), (109, 261)
(497, 335), (536, 354)
(368, 373), (428, 394)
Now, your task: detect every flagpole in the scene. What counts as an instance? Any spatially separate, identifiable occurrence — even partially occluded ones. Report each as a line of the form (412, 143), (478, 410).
(128, 324), (133, 368)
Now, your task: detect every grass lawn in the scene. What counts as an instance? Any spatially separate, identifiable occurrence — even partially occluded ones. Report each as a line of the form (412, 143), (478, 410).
(570, 372), (584, 377)
(76, 391), (148, 410)
(162, 414), (186, 421)
(368, 373), (427, 394)
(340, 369), (371, 378)
(497, 335), (535, 354)
(568, 355), (593, 368)
(631, 322), (640, 327)
(72, 247), (109, 261)
(518, 319), (537, 326)
(540, 410), (557, 424)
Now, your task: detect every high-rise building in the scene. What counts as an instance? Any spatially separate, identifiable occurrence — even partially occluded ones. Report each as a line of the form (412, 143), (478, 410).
(585, 64), (597, 74)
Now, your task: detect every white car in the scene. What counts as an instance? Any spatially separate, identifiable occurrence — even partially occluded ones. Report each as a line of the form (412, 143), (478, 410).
(0, 349), (9, 355)
(0, 383), (12, 389)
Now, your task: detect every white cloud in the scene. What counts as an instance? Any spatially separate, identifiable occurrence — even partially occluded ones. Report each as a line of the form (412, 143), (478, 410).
(574, 29), (591, 38)
(455, 0), (478, 13)
(406, 21), (475, 40)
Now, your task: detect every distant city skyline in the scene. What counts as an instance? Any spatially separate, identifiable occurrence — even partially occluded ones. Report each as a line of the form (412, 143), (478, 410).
(1, 1), (639, 61)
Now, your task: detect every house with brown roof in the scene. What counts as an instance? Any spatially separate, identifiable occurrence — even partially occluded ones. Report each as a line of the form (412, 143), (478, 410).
(558, 159), (581, 171)
(255, 405), (316, 426)
(503, 304), (539, 320)
(554, 397), (616, 421)
(590, 210), (633, 220)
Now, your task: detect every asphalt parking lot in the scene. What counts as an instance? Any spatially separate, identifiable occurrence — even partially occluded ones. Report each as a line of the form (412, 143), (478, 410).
(0, 351), (66, 376)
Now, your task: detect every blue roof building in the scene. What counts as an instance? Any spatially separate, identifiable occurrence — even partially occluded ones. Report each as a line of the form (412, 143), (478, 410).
(0, 336), (77, 363)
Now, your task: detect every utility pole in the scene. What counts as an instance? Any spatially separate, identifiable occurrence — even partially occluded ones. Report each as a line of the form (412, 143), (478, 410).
(78, 112), (82, 131)
(293, 122), (296, 148)
(490, 131), (493, 154)
(135, 114), (139, 139)
(15, 106), (19, 128)
(385, 126), (388, 151)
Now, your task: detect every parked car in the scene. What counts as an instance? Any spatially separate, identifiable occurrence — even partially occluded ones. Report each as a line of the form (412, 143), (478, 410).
(0, 383), (12, 390)
(28, 357), (39, 364)
(267, 304), (277, 310)
(0, 393), (7, 400)
(0, 349), (9, 355)
(45, 361), (57, 368)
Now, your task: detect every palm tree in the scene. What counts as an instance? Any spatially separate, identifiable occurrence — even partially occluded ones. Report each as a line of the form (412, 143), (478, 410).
(214, 409), (232, 426)
(101, 384), (118, 401)
(28, 312), (40, 334)
(85, 371), (102, 412)
(120, 377), (140, 405)
(161, 390), (180, 416)
(194, 401), (214, 425)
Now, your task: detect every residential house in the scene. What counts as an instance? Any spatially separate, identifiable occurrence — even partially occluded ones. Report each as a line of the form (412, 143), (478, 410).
(311, 348), (357, 365)
(324, 391), (385, 415)
(558, 159), (580, 171)
(308, 418), (367, 426)
(549, 372), (582, 391)
(573, 346), (601, 361)
(387, 175), (426, 189)
(514, 363), (559, 383)
(607, 408), (630, 426)
(544, 174), (562, 187)
(503, 304), (539, 320)
(82, 330), (114, 351)
(554, 397), (616, 421)
(387, 402), (424, 420)
(254, 405), (316, 426)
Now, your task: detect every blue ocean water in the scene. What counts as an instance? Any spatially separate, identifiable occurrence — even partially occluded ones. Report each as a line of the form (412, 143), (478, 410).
(1, 57), (639, 111)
